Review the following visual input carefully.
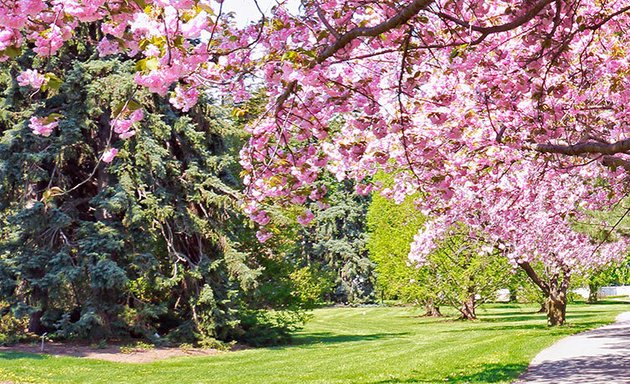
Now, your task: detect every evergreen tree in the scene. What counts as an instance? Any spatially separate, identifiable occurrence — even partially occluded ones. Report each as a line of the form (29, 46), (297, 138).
(0, 34), (273, 344)
(306, 179), (375, 304)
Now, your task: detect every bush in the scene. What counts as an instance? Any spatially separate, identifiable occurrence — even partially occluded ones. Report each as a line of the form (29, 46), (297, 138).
(0, 303), (30, 346)
(290, 266), (335, 307)
(237, 309), (310, 347)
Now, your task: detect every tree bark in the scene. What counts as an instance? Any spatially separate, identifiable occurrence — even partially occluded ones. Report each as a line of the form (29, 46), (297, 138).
(545, 271), (570, 326)
(518, 262), (569, 326)
(423, 299), (442, 317)
(28, 310), (45, 334)
(459, 292), (476, 320)
(588, 283), (599, 303)
(546, 288), (567, 326)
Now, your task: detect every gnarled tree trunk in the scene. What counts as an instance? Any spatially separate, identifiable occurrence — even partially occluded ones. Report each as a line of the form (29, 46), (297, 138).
(519, 262), (570, 327)
(459, 292), (477, 320)
(546, 288), (567, 326)
(423, 299), (442, 317)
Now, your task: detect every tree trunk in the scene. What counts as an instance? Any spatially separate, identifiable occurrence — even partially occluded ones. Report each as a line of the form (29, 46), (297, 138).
(518, 262), (570, 327)
(459, 293), (476, 320)
(546, 289), (567, 326)
(423, 299), (442, 317)
(588, 283), (599, 303)
(28, 310), (45, 334)
(509, 290), (517, 303)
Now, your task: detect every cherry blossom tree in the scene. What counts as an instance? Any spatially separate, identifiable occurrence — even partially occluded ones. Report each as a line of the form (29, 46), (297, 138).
(3, 0), (629, 325)
(237, 0), (629, 325)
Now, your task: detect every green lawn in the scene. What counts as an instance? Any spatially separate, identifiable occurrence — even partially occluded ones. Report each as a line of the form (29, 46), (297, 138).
(1, 301), (629, 384)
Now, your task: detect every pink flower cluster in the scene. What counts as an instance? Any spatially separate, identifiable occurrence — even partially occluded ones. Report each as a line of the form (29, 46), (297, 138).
(169, 85), (199, 112)
(102, 148), (119, 163)
(112, 109), (143, 139)
(28, 116), (57, 137)
(16, 69), (45, 89)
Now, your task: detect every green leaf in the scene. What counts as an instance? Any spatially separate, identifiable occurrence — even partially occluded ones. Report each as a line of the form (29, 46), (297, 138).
(133, 0), (147, 9)
(135, 57), (159, 73)
(1, 46), (22, 59)
(46, 113), (63, 122)
(42, 73), (63, 92)
(42, 186), (64, 203)
(112, 99), (142, 116)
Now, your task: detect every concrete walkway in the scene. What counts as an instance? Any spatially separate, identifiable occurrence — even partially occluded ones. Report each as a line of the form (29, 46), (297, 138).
(516, 312), (630, 383)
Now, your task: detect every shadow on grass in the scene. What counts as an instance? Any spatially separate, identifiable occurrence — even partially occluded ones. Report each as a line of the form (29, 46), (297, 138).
(292, 331), (409, 345)
(439, 320), (612, 334)
(0, 351), (46, 360)
(447, 363), (528, 383)
(479, 313), (600, 323)
(373, 363), (528, 383)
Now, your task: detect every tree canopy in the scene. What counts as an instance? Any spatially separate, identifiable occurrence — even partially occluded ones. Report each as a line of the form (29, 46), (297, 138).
(2, 0), (629, 326)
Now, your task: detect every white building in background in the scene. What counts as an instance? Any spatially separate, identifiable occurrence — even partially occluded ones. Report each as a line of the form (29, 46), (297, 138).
(493, 286), (630, 302)
(572, 286), (630, 300)
(598, 286), (630, 297)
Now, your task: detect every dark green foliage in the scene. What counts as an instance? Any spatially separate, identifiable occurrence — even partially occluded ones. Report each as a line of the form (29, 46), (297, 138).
(237, 309), (310, 347)
(236, 179), (375, 308)
(305, 179), (375, 304)
(0, 38), (300, 345)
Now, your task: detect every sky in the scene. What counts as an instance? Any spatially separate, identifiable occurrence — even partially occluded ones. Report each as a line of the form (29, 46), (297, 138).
(221, 0), (301, 26)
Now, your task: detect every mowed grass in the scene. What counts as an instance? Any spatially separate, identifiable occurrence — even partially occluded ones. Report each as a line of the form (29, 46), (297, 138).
(1, 301), (629, 384)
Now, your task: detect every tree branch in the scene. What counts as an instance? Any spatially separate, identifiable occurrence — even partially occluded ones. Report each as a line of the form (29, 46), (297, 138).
(601, 156), (630, 172)
(533, 138), (630, 156)
(313, 0), (341, 40)
(586, 5), (630, 30)
(518, 262), (550, 294)
(316, 0), (434, 63)
(436, 0), (554, 35)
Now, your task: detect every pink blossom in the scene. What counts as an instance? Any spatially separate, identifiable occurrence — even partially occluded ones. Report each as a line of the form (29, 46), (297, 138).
(129, 109), (144, 122)
(97, 38), (120, 57)
(297, 210), (315, 226)
(102, 148), (119, 163)
(169, 85), (199, 112)
(252, 210), (270, 226)
(255, 230), (273, 243)
(17, 69), (45, 89)
(28, 116), (57, 137)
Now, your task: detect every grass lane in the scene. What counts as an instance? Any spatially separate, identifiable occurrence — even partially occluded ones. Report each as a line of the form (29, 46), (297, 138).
(0, 301), (628, 384)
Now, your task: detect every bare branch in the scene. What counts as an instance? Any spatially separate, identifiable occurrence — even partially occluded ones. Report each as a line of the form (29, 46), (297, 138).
(518, 262), (550, 294)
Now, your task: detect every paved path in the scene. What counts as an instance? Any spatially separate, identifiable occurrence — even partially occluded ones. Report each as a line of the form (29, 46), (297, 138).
(516, 312), (630, 383)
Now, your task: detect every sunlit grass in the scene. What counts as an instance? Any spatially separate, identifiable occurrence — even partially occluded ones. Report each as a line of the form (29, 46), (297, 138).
(0, 301), (628, 383)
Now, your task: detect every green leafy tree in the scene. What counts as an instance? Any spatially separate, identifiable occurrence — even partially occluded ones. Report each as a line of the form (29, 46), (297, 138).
(368, 172), (513, 318)
(367, 172), (441, 315)
(422, 228), (512, 319)
(306, 179), (375, 304)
